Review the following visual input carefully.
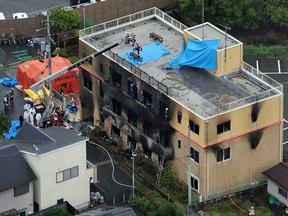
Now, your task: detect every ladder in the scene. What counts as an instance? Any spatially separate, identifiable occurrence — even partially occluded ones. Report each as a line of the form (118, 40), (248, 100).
(156, 155), (165, 186)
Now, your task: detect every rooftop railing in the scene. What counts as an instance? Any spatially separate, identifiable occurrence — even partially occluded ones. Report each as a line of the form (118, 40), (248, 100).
(79, 8), (283, 120)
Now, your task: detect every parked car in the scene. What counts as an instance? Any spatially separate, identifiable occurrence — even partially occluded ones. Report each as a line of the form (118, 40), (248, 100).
(12, 13), (28, 19)
(0, 12), (6, 20)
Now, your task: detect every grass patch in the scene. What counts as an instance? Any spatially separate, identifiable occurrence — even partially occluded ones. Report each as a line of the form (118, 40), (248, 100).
(244, 44), (288, 59)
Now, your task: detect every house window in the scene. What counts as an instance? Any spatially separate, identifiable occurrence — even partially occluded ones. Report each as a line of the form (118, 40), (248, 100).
(14, 183), (29, 197)
(189, 120), (199, 135)
(112, 98), (121, 116)
(84, 77), (92, 91)
(178, 139), (181, 149)
(57, 166), (79, 183)
(217, 121), (231, 134)
(190, 147), (199, 163)
(216, 147), (231, 162)
(191, 175), (199, 192)
(278, 187), (288, 198)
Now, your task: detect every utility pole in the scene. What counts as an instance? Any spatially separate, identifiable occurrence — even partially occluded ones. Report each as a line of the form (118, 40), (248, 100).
(47, 11), (53, 95)
(132, 149), (135, 197)
(187, 125), (192, 214)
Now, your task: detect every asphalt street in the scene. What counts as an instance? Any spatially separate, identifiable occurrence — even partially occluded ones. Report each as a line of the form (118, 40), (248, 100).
(0, 0), (70, 18)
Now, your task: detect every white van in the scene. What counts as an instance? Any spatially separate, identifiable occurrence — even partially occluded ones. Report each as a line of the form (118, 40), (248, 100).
(12, 13), (28, 19)
(0, 12), (6, 20)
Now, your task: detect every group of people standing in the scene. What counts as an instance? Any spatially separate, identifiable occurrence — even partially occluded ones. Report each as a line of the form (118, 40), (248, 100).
(3, 88), (14, 109)
(19, 102), (42, 127)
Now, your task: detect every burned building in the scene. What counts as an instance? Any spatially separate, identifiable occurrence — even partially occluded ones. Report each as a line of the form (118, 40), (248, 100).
(78, 8), (283, 202)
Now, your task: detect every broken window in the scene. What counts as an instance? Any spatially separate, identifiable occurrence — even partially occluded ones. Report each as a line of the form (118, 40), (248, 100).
(141, 90), (153, 110)
(216, 147), (230, 162)
(159, 101), (169, 119)
(191, 176), (199, 192)
(112, 98), (121, 116)
(84, 77), (92, 91)
(128, 80), (138, 99)
(190, 147), (199, 163)
(128, 109), (137, 127)
(111, 69), (122, 88)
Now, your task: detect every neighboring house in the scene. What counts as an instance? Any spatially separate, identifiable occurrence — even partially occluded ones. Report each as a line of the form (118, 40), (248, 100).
(0, 144), (37, 216)
(6, 122), (96, 212)
(263, 162), (288, 207)
(78, 7), (283, 202)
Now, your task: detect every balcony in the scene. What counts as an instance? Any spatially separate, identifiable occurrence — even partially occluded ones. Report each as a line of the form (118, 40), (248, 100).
(102, 106), (172, 158)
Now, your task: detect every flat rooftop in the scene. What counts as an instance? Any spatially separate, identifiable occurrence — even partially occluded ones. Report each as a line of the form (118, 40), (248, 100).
(80, 7), (282, 119)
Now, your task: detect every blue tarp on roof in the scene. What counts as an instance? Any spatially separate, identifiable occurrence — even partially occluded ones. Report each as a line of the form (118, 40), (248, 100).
(5, 120), (21, 140)
(118, 42), (170, 66)
(0, 78), (18, 86)
(166, 39), (221, 70)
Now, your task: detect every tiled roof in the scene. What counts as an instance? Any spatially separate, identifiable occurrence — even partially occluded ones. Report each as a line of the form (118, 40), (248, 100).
(0, 144), (37, 192)
(263, 162), (288, 190)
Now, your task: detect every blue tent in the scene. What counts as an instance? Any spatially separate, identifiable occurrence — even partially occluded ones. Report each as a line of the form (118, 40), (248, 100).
(5, 120), (21, 140)
(166, 39), (221, 70)
(0, 78), (18, 86)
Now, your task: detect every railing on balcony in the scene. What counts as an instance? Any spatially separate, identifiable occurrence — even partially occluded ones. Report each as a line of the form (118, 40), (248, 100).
(79, 8), (282, 120)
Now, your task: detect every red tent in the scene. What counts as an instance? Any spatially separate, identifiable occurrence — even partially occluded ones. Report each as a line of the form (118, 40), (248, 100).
(16, 55), (79, 94)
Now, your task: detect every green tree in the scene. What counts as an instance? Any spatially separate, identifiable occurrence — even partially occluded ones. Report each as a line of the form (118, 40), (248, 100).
(49, 7), (81, 32)
(265, 0), (288, 30)
(179, 0), (266, 30)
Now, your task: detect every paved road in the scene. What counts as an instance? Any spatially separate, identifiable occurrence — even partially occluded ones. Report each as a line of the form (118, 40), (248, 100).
(0, 0), (70, 18)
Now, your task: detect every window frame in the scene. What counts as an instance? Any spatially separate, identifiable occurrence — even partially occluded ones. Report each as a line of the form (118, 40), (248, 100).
(189, 120), (199, 135)
(216, 147), (231, 162)
(217, 121), (231, 134)
(177, 139), (182, 149)
(190, 147), (199, 163)
(191, 175), (199, 192)
(278, 187), (288, 198)
(56, 166), (79, 183)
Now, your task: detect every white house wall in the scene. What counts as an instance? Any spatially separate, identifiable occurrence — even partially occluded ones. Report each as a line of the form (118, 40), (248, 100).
(23, 141), (92, 210)
(0, 182), (34, 214)
(267, 179), (288, 206)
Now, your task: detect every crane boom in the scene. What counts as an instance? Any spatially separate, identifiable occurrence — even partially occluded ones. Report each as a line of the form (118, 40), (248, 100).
(29, 41), (120, 124)
(30, 41), (120, 92)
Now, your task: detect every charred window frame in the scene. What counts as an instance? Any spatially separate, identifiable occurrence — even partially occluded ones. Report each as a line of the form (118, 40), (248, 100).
(217, 121), (231, 134)
(177, 112), (182, 124)
(128, 80), (138, 99)
(159, 101), (169, 119)
(190, 147), (199, 163)
(216, 147), (230, 162)
(128, 109), (138, 127)
(112, 98), (121, 116)
(189, 120), (199, 135)
(82, 50), (92, 64)
(83, 77), (92, 91)
(141, 90), (153, 110)
(111, 69), (122, 88)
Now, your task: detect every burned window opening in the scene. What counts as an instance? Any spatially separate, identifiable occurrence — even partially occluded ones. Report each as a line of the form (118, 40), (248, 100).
(112, 125), (121, 137)
(143, 120), (154, 138)
(251, 105), (259, 123)
(141, 90), (153, 110)
(99, 63), (104, 73)
(112, 98), (121, 116)
(217, 121), (231, 134)
(128, 109), (138, 127)
(128, 80), (138, 99)
(249, 131), (262, 149)
(159, 101), (169, 120)
(84, 77), (92, 91)
(189, 120), (199, 135)
(111, 69), (122, 88)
